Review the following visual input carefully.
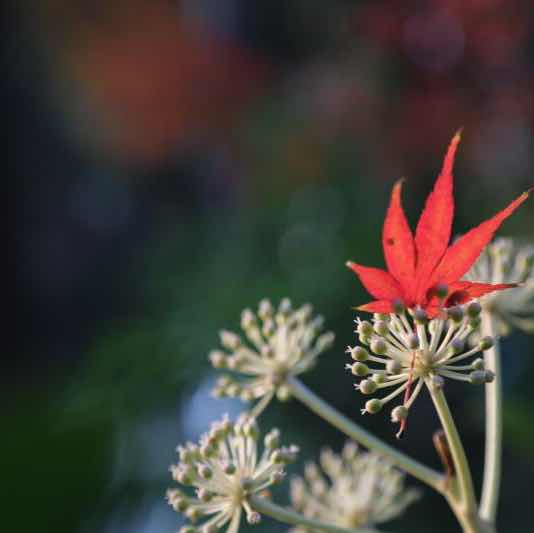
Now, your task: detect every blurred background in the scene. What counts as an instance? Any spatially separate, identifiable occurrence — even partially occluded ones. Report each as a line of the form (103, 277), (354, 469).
(6, 0), (534, 531)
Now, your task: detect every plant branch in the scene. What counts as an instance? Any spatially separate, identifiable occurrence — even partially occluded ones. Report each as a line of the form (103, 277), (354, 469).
(286, 376), (444, 492)
(248, 495), (378, 533)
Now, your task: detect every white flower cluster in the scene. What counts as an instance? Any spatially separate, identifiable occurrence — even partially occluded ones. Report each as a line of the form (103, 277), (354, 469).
(167, 414), (298, 533)
(467, 237), (534, 335)
(346, 304), (495, 431)
(210, 298), (335, 415)
(290, 441), (420, 531)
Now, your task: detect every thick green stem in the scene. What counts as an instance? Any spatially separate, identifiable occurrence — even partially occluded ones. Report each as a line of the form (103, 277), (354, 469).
(248, 495), (377, 533)
(479, 313), (502, 523)
(427, 381), (481, 533)
(287, 376), (444, 492)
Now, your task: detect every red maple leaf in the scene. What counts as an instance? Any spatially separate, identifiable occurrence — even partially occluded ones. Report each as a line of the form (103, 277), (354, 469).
(347, 132), (531, 317)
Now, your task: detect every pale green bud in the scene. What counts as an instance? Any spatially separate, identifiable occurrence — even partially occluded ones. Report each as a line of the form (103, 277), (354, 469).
(365, 398), (383, 414)
(371, 338), (387, 355)
(391, 405), (409, 422)
(359, 379), (378, 395)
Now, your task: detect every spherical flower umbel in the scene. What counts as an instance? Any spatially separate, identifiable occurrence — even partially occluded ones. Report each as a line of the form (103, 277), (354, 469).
(167, 414), (299, 533)
(346, 304), (495, 436)
(467, 238), (534, 335)
(210, 298), (334, 415)
(289, 441), (420, 531)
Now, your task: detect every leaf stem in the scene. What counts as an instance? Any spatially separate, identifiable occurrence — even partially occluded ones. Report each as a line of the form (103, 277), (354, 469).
(286, 376), (444, 492)
(479, 313), (502, 523)
(248, 495), (377, 533)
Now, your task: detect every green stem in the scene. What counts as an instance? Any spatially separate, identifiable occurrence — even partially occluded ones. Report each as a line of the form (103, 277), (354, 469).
(479, 313), (502, 523)
(248, 495), (378, 533)
(287, 376), (444, 492)
(427, 381), (478, 525)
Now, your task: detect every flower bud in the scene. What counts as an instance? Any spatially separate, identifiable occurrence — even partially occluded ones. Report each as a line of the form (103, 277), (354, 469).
(178, 446), (196, 464)
(471, 358), (485, 370)
(359, 335), (371, 346)
(186, 507), (201, 522)
(359, 379), (378, 395)
(357, 321), (373, 336)
(197, 488), (212, 502)
(479, 336), (494, 351)
(373, 321), (389, 336)
(220, 330), (241, 350)
(209, 350), (227, 368)
(316, 332), (335, 351)
(450, 338), (465, 354)
(392, 299), (405, 314)
(246, 511), (262, 525)
(350, 362), (369, 377)
(176, 466), (195, 485)
(279, 298), (292, 315)
(469, 370), (486, 385)
(447, 306), (464, 322)
(365, 398), (383, 414)
(241, 309), (256, 329)
(370, 338), (387, 355)
(349, 346), (369, 361)
(372, 373), (386, 384)
(407, 334), (420, 349)
(391, 405), (409, 422)
(262, 319), (275, 337)
(264, 429), (280, 450)
(386, 359), (402, 375)
(414, 308), (428, 323)
(198, 465), (213, 480)
(226, 383), (241, 397)
(467, 301), (482, 318)
(222, 462), (236, 475)
(240, 389), (255, 402)
(258, 298), (273, 319)
(435, 283), (449, 300)
(200, 443), (217, 459)
(311, 315), (325, 331)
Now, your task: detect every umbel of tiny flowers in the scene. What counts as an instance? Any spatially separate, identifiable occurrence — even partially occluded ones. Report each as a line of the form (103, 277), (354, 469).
(289, 441), (420, 532)
(167, 414), (299, 533)
(346, 303), (495, 436)
(347, 132), (530, 317)
(467, 237), (534, 335)
(210, 298), (335, 416)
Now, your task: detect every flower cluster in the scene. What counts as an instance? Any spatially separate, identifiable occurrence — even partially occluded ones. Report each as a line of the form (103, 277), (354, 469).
(467, 238), (534, 335)
(210, 298), (334, 415)
(346, 304), (495, 434)
(289, 441), (419, 531)
(167, 414), (299, 533)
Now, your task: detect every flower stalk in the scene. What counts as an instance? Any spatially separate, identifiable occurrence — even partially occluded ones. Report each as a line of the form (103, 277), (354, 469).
(426, 380), (486, 533)
(479, 313), (502, 523)
(287, 376), (445, 492)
